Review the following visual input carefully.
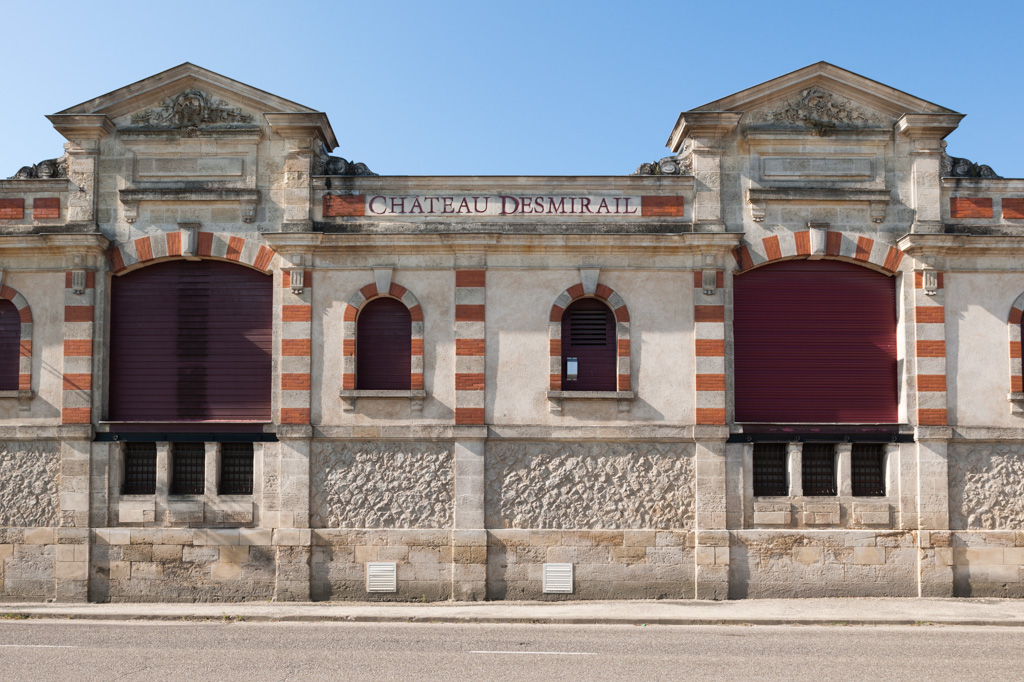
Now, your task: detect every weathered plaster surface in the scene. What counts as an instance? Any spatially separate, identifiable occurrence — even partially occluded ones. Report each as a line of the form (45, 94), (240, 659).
(0, 441), (60, 527)
(486, 442), (695, 529)
(949, 443), (1024, 530)
(311, 442), (453, 528)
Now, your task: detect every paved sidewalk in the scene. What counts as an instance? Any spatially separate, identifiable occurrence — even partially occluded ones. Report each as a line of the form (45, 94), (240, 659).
(4, 598), (1024, 626)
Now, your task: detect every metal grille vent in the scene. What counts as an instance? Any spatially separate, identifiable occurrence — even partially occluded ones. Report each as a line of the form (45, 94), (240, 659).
(852, 443), (886, 497)
(802, 443), (837, 496)
(542, 563), (574, 594)
(753, 443), (788, 496)
(171, 443), (205, 495)
(220, 442), (254, 495)
(366, 562), (397, 593)
(123, 442), (157, 495)
(569, 310), (611, 346)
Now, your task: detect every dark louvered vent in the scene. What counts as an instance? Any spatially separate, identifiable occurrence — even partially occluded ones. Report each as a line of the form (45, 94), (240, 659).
(852, 443), (886, 496)
(802, 443), (836, 496)
(171, 442), (205, 495)
(0, 299), (19, 390)
(109, 260), (273, 422)
(753, 443), (788, 496)
(569, 310), (612, 346)
(357, 297), (412, 390)
(220, 442), (254, 495)
(123, 442), (157, 495)
(561, 298), (615, 391)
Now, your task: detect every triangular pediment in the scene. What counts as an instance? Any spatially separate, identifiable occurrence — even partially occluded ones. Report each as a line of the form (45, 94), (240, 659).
(49, 63), (337, 148)
(691, 62), (957, 118)
(55, 63), (319, 119)
(667, 62), (960, 150)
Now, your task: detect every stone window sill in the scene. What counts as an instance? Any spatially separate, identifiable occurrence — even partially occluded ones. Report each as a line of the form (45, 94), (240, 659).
(1008, 392), (1024, 414)
(546, 390), (635, 414)
(0, 389), (33, 399)
(340, 389), (427, 413)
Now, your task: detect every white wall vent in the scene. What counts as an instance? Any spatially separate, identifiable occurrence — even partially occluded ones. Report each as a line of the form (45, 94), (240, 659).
(366, 562), (398, 593)
(542, 563), (574, 594)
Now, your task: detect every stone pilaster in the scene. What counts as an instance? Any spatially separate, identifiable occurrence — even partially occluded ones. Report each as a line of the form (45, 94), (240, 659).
(916, 428), (953, 597)
(667, 112), (740, 233)
(452, 435), (487, 601)
(694, 433), (729, 599)
(280, 258), (313, 426)
(896, 114), (964, 234)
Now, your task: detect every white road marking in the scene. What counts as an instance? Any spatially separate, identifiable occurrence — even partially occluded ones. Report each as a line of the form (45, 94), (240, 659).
(471, 650), (596, 656)
(0, 644), (77, 648)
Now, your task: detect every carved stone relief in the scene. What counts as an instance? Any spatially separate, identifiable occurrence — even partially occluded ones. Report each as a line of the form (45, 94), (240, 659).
(486, 442), (695, 529)
(310, 441), (453, 528)
(129, 89), (255, 136)
(949, 443), (1024, 530)
(755, 87), (883, 136)
(8, 156), (67, 180)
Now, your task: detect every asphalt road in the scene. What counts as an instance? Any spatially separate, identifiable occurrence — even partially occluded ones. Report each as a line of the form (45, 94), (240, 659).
(0, 620), (1020, 681)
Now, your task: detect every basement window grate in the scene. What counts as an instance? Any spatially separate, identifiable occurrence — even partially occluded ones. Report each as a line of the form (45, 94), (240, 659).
(220, 442), (254, 495)
(753, 443), (788, 496)
(852, 443), (886, 497)
(802, 443), (837, 496)
(171, 442), (205, 495)
(122, 442), (157, 495)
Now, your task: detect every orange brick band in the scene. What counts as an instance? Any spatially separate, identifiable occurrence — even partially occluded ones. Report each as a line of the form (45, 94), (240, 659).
(455, 270), (486, 424)
(734, 232), (904, 275)
(62, 272), (95, 424)
(950, 197), (992, 219)
(694, 269), (726, 424)
(914, 271), (947, 427)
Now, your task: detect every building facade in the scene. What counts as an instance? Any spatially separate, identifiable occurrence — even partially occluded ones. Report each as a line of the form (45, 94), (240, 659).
(0, 62), (1022, 602)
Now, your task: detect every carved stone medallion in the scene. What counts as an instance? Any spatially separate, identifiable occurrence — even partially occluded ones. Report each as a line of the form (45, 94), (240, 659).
(757, 87), (882, 136)
(129, 89), (254, 135)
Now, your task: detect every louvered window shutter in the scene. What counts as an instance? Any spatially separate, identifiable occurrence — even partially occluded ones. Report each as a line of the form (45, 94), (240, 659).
(561, 298), (616, 391)
(356, 298), (412, 390)
(109, 260), (273, 421)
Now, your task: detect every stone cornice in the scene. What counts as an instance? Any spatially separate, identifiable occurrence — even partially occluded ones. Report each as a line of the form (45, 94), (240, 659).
(46, 114), (115, 141)
(312, 175), (695, 193)
(667, 112), (743, 152)
(264, 112), (338, 150)
(895, 113), (965, 139)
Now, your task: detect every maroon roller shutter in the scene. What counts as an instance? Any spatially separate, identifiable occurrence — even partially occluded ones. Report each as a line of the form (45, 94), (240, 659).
(110, 260), (272, 421)
(357, 297), (411, 389)
(734, 260), (897, 423)
(561, 298), (616, 391)
(0, 299), (19, 390)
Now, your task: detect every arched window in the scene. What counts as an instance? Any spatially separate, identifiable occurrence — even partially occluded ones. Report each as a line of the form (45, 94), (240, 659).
(109, 260), (273, 421)
(356, 297), (412, 390)
(733, 259), (897, 423)
(0, 299), (20, 390)
(560, 298), (616, 391)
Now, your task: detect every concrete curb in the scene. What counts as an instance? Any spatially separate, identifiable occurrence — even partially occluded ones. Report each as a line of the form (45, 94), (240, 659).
(4, 598), (1024, 627)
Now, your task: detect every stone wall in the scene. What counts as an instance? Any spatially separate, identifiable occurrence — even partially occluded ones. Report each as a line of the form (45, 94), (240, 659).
(310, 442), (453, 529)
(949, 531), (1024, 597)
(310, 529), (452, 602)
(0, 441), (60, 527)
(89, 529), (279, 603)
(486, 442), (695, 529)
(949, 443), (1024, 530)
(728, 531), (918, 598)
(487, 529), (694, 599)
(0, 527), (89, 602)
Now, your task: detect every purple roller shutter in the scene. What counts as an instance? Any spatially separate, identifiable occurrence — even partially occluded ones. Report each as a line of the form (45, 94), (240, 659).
(109, 260), (272, 421)
(357, 297), (411, 389)
(733, 259), (897, 423)
(0, 299), (19, 390)
(561, 298), (616, 391)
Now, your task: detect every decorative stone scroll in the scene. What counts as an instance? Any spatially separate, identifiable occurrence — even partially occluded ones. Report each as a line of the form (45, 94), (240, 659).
(8, 156), (67, 180)
(632, 155), (690, 176)
(312, 144), (377, 177)
(941, 151), (1000, 179)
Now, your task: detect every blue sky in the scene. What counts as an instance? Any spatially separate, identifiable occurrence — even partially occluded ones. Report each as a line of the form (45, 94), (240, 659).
(2, 1), (1022, 177)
